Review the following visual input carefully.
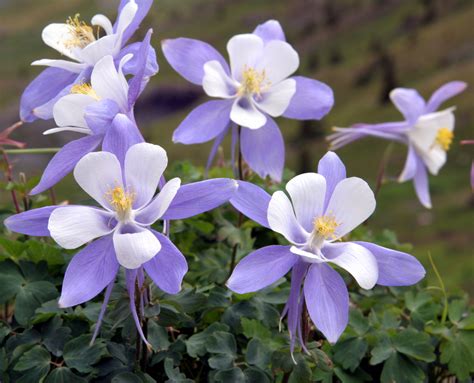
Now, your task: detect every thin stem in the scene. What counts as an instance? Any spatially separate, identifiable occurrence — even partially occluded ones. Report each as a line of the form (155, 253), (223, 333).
(375, 142), (394, 197)
(2, 150), (21, 213)
(3, 148), (61, 155)
(428, 253), (448, 324)
(49, 187), (57, 205)
(237, 126), (244, 181)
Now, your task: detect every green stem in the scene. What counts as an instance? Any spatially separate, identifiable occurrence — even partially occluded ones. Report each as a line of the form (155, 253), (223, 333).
(374, 142), (394, 197)
(3, 148), (61, 155)
(428, 253), (448, 324)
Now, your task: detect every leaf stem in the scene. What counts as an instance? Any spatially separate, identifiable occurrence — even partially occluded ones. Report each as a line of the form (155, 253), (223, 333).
(428, 252), (448, 324)
(375, 142), (394, 197)
(3, 148), (61, 155)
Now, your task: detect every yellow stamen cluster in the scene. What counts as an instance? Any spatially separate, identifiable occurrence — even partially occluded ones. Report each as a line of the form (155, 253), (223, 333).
(435, 128), (454, 151)
(238, 66), (269, 97)
(65, 14), (96, 49)
(107, 186), (135, 217)
(70, 83), (100, 100)
(313, 215), (339, 239)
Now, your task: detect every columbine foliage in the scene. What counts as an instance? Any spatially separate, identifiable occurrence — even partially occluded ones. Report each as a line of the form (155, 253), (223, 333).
(1, 164), (473, 382)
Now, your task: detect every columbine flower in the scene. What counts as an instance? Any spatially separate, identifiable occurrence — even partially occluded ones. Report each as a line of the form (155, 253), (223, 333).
(162, 20), (333, 181)
(20, 0), (157, 122)
(30, 31), (154, 195)
(5, 143), (237, 344)
(228, 152), (425, 354)
(328, 81), (467, 208)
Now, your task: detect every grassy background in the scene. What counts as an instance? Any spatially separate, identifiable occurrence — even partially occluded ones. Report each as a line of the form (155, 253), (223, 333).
(0, 0), (473, 293)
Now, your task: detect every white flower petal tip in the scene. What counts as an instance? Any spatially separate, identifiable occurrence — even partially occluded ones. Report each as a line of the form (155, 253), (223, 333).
(114, 228), (161, 269)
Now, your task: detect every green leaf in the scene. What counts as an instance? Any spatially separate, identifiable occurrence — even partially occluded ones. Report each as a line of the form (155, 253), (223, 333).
(14, 345), (51, 382)
(111, 372), (143, 383)
(245, 338), (271, 369)
(148, 321), (170, 351)
(334, 367), (371, 383)
(244, 367), (271, 383)
(0, 260), (23, 303)
(185, 322), (229, 358)
(26, 240), (65, 265)
(63, 335), (107, 374)
(333, 337), (368, 372)
(241, 318), (271, 340)
(349, 309), (369, 336)
(448, 299), (467, 323)
(15, 280), (58, 325)
(45, 367), (86, 383)
(0, 237), (27, 258)
(208, 353), (234, 369)
(440, 330), (474, 380)
(205, 331), (236, 356)
(393, 328), (435, 362)
(289, 354), (311, 383)
(381, 353), (424, 383)
(370, 335), (394, 365)
(214, 368), (246, 383)
(163, 358), (193, 383)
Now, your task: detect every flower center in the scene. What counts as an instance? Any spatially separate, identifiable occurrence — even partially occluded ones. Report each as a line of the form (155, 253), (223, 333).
(106, 186), (135, 221)
(435, 128), (453, 151)
(313, 215), (339, 240)
(238, 66), (269, 97)
(70, 83), (100, 100)
(64, 14), (96, 49)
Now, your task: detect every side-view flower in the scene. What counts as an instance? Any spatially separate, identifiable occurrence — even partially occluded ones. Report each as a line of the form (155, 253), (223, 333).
(30, 31), (155, 195)
(162, 19), (334, 181)
(20, 0), (157, 122)
(328, 81), (467, 208)
(228, 152), (425, 356)
(5, 143), (237, 344)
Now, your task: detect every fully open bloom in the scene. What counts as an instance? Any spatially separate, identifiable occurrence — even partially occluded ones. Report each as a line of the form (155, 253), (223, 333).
(328, 81), (467, 208)
(162, 20), (334, 182)
(5, 143), (237, 344)
(30, 31), (154, 195)
(20, 0), (157, 122)
(228, 152), (425, 354)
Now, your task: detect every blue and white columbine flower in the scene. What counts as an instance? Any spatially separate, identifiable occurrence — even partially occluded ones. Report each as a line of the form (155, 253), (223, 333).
(228, 152), (425, 354)
(162, 20), (334, 181)
(328, 81), (467, 208)
(20, 0), (156, 122)
(5, 143), (237, 344)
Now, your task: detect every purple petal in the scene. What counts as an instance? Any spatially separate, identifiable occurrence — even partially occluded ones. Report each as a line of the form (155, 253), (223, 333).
(161, 38), (230, 85)
(304, 263), (349, 344)
(125, 269), (150, 346)
(317, 151), (346, 211)
(231, 124), (238, 177)
(172, 100), (232, 144)
(20, 67), (77, 122)
(84, 99), (120, 135)
(4, 206), (58, 236)
(116, 0), (153, 46)
(229, 181), (271, 228)
(120, 41), (158, 78)
(240, 118), (284, 182)
(398, 145), (418, 182)
(144, 231), (188, 294)
(227, 245), (298, 294)
(283, 76), (334, 120)
(252, 20), (286, 43)
(30, 134), (102, 195)
(354, 242), (425, 286)
(205, 126), (229, 176)
(425, 81), (467, 114)
(102, 113), (144, 168)
(162, 178), (237, 220)
(59, 235), (119, 307)
(413, 156), (432, 208)
(390, 88), (425, 124)
(284, 261), (308, 355)
(91, 281), (114, 344)
(127, 30), (154, 108)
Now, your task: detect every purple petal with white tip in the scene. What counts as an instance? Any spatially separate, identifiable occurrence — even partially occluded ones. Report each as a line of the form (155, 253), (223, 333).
(59, 235), (119, 308)
(128, 30), (153, 108)
(283, 76), (334, 120)
(413, 157), (432, 208)
(390, 88), (425, 124)
(317, 151), (346, 210)
(399, 145), (418, 182)
(116, 0), (153, 46)
(253, 20), (286, 43)
(230, 180), (271, 228)
(227, 245), (298, 294)
(4, 206), (58, 236)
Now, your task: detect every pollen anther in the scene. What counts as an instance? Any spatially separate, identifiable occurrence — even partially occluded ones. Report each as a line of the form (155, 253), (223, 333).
(435, 128), (453, 151)
(70, 83), (100, 100)
(238, 65), (270, 97)
(106, 186), (135, 218)
(64, 14), (96, 49)
(313, 215), (339, 239)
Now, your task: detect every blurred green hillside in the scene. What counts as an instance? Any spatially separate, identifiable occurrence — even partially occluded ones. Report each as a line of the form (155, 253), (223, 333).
(0, 0), (473, 292)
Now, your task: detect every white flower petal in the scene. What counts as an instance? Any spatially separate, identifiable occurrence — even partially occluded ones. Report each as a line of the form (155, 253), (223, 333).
(124, 143), (168, 208)
(227, 34), (264, 81)
(113, 226), (161, 269)
(79, 34), (120, 66)
(115, 0), (138, 45)
(323, 242), (378, 289)
(53, 94), (96, 129)
(135, 178), (181, 225)
(230, 97), (267, 130)
(43, 127), (91, 135)
(91, 14), (113, 35)
(42, 23), (80, 60)
(256, 40), (299, 84)
(290, 245), (323, 263)
(32, 59), (87, 73)
(325, 177), (376, 239)
(73, 151), (123, 210)
(256, 78), (296, 117)
(202, 60), (238, 99)
(49, 206), (113, 249)
(286, 173), (326, 233)
(91, 55), (130, 110)
(268, 191), (309, 245)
